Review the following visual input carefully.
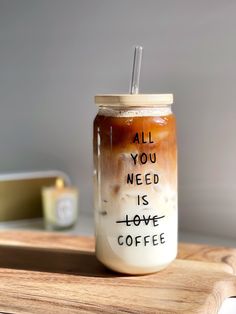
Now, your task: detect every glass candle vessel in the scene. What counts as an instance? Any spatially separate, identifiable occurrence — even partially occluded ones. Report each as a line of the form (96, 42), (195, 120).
(93, 94), (177, 274)
(42, 178), (79, 230)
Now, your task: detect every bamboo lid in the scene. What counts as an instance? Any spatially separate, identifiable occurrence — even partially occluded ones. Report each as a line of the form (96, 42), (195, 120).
(95, 94), (173, 106)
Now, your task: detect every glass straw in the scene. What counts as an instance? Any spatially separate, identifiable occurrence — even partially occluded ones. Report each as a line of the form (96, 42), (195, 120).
(130, 46), (143, 94)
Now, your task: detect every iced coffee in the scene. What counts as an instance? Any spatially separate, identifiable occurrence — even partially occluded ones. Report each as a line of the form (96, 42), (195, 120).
(93, 94), (177, 274)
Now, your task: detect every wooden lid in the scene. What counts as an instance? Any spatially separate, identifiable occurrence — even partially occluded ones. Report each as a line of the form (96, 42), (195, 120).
(95, 94), (173, 106)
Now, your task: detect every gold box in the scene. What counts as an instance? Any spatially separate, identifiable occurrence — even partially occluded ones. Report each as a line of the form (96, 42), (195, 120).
(0, 171), (70, 221)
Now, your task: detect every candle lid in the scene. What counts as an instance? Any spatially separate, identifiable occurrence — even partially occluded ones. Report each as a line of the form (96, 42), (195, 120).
(95, 94), (173, 107)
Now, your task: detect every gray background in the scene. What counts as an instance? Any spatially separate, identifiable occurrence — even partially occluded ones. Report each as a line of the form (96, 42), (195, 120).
(0, 0), (235, 238)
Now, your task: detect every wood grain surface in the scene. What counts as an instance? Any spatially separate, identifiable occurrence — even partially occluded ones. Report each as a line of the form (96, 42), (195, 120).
(0, 230), (235, 314)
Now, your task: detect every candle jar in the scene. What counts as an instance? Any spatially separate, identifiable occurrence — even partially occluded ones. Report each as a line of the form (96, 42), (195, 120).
(42, 179), (79, 230)
(93, 94), (177, 274)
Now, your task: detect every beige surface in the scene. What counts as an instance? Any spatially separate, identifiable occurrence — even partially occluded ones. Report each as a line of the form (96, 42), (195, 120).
(95, 94), (173, 106)
(0, 231), (236, 313)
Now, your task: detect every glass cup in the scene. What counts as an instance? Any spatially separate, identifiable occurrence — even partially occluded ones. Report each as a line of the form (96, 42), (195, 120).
(93, 94), (177, 274)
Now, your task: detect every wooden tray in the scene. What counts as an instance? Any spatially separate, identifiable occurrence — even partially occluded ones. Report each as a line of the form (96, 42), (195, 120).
(0, 230), (236, 313)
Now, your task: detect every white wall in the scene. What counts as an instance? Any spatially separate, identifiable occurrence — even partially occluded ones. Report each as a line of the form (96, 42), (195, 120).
(0, 0), (235, 237)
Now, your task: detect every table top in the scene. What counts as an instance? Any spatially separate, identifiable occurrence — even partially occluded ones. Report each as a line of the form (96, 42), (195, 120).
(0, 230), (236, 313)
